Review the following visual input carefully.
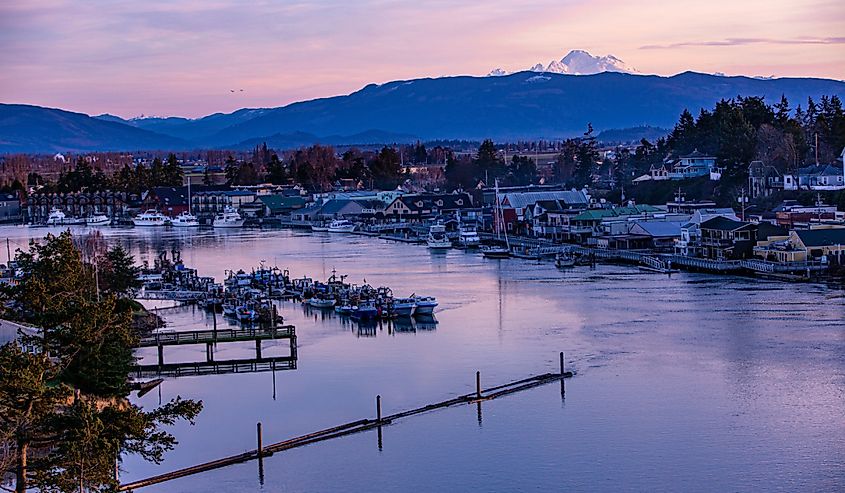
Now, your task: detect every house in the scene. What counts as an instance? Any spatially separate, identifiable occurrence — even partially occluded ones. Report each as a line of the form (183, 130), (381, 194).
(754, 227), (845, 263)
(628, 221), (686, 252)
(191, 189), (257, 215)
(26, 191), (133, 223)
(496, 189), (590, 235)
(747, 161), (783, 198)
(143, 187), (191, 217)
(0, 192), (22, 223)
(670, 150), (716, 179)
(255, 195), (306, 217)
(383, 193), (473, 220)
(567, 205), (662, 244)
(674, 208), (739, 257)
(699, 217), (787, 260)
(792, 164), (845, 190)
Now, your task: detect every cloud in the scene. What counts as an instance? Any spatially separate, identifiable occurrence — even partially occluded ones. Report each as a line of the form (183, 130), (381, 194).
(641, 37), (845, 49)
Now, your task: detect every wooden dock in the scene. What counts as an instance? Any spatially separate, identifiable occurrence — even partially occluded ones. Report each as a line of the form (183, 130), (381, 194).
(137, 325), (295, 347)
(131, 355), (296, 379)
(119, 355), (574, 491)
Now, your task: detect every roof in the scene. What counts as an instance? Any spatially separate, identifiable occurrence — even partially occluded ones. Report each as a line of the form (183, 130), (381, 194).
(630, 221), (685, 238)
(397, 193), (473, 212)
(680, 149), (715, 159)
(258, 195), (306, 211)
(795, 228), (845, 247)
(700, 216), (750, 231)
(150, 187), (189, 206)
(500, 190), (588, 209)
(572, 205), (661, 222)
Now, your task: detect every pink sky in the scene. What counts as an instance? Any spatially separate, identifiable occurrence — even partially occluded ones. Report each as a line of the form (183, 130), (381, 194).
(1, 0), (843, 119)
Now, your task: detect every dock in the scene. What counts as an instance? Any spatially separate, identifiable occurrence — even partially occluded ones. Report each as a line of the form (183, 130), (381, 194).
(119, 354), (574, 491)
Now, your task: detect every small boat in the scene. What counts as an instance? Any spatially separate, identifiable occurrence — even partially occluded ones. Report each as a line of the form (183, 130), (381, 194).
(46, 208), (85, 226)
(555, 252), (576, 268)
(308, 296), (336, 309)
(334, 304), (353, 315)
(458, 225), (481, 248)
(222, 303), (237, 317)
(236, 305), (258, 322)
(392, 297), (416, 317)
(350, 301), (379, 321)
(133, 210), (168, 227)
(327, 219), (356, 233)
(311, 222), (330, 232)
(481, 245), (510, 259)
(213, 206), (244, 228)
(426, 222), (451, 250)
(412, 295), (438, 315)
(86, 214), (110, 226)
(171, 211), (199, 227)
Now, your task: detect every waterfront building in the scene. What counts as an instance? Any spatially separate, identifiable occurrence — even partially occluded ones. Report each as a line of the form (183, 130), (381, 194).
(383, 192), (473, 220)
(753, 227), (845, 263)
(495, 189), (590, 235)
(0, 192), (22, 223)
(674, 208), (740, 257)
(26, 190), (133, 223)
(699, 217), (787, 260)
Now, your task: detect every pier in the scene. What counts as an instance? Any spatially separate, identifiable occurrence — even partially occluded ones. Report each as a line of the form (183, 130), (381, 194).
(119, 355), (574, 491)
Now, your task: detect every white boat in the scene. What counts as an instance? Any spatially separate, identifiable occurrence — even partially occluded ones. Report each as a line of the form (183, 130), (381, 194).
(213, 206), (244, 228)
(458, 224), (481, 248)
(426, 222), (451, 249)
(481, 245), (510, 259)
(86, 214), (110, 226)
(171, 211), (199, 227)
(308, 297), (336, 309)
(311, 223), (330, 232)
(392, 297), (416, 317)
(412, 296), (438, 315)
(133, 210), (168, 227)
(327, 219), (355, 233)
(555, 252), (576, 268)
(46, 208), (85, 226)
(482, 179), (510, 259)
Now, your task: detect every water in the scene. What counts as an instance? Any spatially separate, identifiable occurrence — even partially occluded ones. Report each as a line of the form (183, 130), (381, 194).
(4, 226), (844, 492)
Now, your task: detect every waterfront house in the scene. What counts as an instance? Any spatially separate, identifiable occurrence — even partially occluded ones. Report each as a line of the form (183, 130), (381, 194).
(0, 192), (22, 223)
(26, 191), (133, 223)
(495, 189), (590, 235)
(252, 195), (307, 217)
(628, 221), (686, 252)
(383, 192), (473, 220)
(674, 208), (739, 257)
(699, 217), (787, 260)
(567, 204), (662, 244)
(191, 189), (257, 215)
(754, 227), (845, 263)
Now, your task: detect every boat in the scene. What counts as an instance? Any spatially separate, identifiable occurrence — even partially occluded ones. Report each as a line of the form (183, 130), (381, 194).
(46, 208), (85, 226)
(555, 252), (576, 268)
(350, 301), (379, 321)
(327, 219), (355, 233)
(236, 305), (258, 322)
(173, 181), (200, 227)
(458, 224), (481, 248)
(222, 303), (237, 317)
(86, 213), (110, 226)
(171, 211), (199, 227)
(308, 296), (336, 309)
(426, 222), (452, 249)
(133, 210), (168, 227)
(334, 304), (353, 315)
(392, 297), (416, 317)
(213, 206), (244, 228)
(482, 179), (511, 259)
(311, 222), (330, 232)
(412, 295), (438, 315)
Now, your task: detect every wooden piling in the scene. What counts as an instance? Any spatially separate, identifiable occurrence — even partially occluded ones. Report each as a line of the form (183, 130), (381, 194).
(560, 352), (565, 396)
(376, 395), (382, 423)
(476, 371), (481, 399)
(255, 339), (262, 359)
(256, 422), (263, 457)
(157, 344), (164, 367)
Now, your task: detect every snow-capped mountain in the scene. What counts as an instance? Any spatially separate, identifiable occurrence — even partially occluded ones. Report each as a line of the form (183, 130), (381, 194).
(489, 50), (638, 76)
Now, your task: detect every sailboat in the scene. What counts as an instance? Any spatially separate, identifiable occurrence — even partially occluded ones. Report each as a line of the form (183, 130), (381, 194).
(481, 179), (510, 259)
(172, 181), (199, 227)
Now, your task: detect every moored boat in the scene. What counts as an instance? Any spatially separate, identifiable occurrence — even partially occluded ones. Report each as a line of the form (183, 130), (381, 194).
(133, 210), (168, 227)
(46, 208), (85, 226)
(555, 252), (576, 268)
(392, 297), (416, 317)
(86, 213), (110, 226)
(426, 222), (451, 249)
(412, 295), (438, 315)
(172, 211), (200, 227)
(327, 219), (356, 233)
(308, 296), (336, 308)
(311, 222), (330, 232)
(213, 206), (244, 228)
(458, 225), (481, 248)
(481, 245), (510, 259)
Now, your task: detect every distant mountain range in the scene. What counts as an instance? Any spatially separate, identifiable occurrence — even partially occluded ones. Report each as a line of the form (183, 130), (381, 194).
(488, 50), (637, 77)
(2, 69), (845, 154)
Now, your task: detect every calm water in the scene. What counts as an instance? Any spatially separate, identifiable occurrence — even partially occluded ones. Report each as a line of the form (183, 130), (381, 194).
(4, 226), (844, 492)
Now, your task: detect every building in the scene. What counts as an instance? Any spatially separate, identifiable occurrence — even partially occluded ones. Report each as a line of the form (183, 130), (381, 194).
(26, 191), (133, 223)
(383, 192), (473, 220)
(567, 205), (662, 244)
(754, 227), (845, 263)
(699, 217), (787, 260)
(496, 189), (590, 235)
(249, 195), (307, 218)
(674, 208), (739, 257)
(191, 189), (257, 215)
(747, 161), (783, 198)
(0, 192), (22, 223)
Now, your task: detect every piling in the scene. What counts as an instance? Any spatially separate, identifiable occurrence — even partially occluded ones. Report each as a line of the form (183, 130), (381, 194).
(256, 422), (263, 457)
(157, 344), (164, 367)
(255, 339), (262, 359)
(376, 395), (382, 423)
(560, 352), (565, 396)
(476, 371), (481, 400)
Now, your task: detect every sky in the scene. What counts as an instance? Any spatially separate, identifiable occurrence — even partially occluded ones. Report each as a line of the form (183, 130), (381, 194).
(1, 0), (843, 119)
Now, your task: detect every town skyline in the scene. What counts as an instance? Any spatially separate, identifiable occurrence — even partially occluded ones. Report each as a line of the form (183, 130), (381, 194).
(1, 0), (844, 119)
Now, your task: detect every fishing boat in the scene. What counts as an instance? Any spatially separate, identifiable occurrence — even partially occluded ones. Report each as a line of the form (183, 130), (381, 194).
(327, 219), (355, 233)
(426, 222), (452, 249)
(46, 208), (85, 226)
(412, 295), (438, 315)
(350, 301), (379, 321)
(555, 252), (576, 268)
(392, 297), (416, 317)
(308, 296), (336, 309)
(133, 210), (168, 227)
(85, 213), (110, 226)
(171, 211), (199, 227)
(213, 206), (244, 228)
